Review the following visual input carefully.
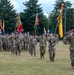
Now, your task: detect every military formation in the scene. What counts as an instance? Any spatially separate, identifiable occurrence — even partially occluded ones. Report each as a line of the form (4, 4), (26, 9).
(0, 32), (30, 55)
(0, 32), (57, 59)
(0, 30), (74, 68)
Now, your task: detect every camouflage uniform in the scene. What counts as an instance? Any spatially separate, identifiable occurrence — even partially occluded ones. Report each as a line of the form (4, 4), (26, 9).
(0, 35), (3, 51)
(2, 35), (8, 51)
(24, 33), (27, 50)
(39, 35), (47, 59)
(19, 33), (24, 50)
(24, 33), (29, 51)
(63, 32), (74, 67)
(7, 35), (11, 51)
(10, 34), (16, 54)
(47, 34), (57, 62)
(15, 34), (21, 56)
(30, 36), (37, 56)
(28, 36), (32, 54)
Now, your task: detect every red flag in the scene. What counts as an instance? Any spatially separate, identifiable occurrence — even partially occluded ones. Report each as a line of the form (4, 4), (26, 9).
(17, 25), (23, 33)
(16, 14), (23, 33)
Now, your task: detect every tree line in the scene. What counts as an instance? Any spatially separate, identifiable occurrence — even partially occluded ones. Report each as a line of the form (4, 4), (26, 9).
(0, 0), (74, 34)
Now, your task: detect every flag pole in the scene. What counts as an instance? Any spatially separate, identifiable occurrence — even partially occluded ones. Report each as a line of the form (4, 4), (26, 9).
(3, 19), (5, 35)
(54, 22), (58, 34)
(33, 13), (39, 36)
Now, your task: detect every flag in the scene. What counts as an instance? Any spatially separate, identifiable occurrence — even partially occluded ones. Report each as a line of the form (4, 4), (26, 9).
(17, 24), (23, 33)
(0, 20), (2, 28)
(57, 4), (63, 38)
(2, 20), (5, 32)
(33, 13), (39, 35)
(0, 20), (5, 32)
(44, 27), (46, 34)
(16, 14), (23, 33)
(34, 13), (39, 26)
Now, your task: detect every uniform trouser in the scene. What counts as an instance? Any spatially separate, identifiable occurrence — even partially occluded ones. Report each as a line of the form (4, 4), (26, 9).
(29, 46), (36, 56)
(32, 46), (36, 56)
(0, 44), (2, 51)
(24, 42), (26, 50)
(49, 49), (55, 61)
(40, 46), (45, 58)
(11, 45), (15, 54)
(70, 50), (74, 66)
(25, 43), (28, 51)
(15, 45), (21, 56)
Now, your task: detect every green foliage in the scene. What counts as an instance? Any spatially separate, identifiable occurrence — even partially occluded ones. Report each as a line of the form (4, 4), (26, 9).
(20, 0), (48, 34)
(0, 0), (16, 33)
(64, 8), (74, 32)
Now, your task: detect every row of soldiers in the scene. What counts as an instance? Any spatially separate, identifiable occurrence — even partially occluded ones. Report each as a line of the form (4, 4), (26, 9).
(0, 32), (30, 55)
(0, 32), (57, 62)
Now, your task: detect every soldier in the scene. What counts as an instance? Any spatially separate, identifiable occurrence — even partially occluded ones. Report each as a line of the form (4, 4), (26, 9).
(25, 32), (29, 51)
(0, 34), (3, 51)
(30, 36), (37, 56)
(19, 33), (24, 50)
(10, 33), (16, 54)
(15, 33), (21, 56)
(39, 34), (47, 59)
(7, 35), (11, 51)
(28, 35), (32, 55)
(23, 33), (27, 50)
(47, 33), (57, 62)
(2, 35), (8, 51)
(63, 31), (74, 67)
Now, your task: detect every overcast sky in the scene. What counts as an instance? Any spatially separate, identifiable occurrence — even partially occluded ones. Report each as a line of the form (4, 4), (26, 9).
(10, 0), (74, 16)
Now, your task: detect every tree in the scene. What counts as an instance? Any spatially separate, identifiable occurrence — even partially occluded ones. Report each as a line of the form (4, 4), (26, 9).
(0, 0), (16, 33)
(49, 0), (74, 34)
(20, 0), (48, 34)
(65, 8), (74, 31)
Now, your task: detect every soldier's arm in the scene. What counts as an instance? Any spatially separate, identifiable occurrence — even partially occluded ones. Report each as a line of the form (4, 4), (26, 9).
(63, 37), (67, 45)
(45, 38), (47, 46)
(65, 35), (71, 44)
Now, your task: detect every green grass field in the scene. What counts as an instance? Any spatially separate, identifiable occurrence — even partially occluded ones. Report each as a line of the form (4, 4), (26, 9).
(0, 41), (74, 75)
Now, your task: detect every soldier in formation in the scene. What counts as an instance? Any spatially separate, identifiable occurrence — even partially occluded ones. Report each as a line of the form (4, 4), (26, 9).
(24, 32), (29, 51)
(28, 35), (37, 56)
(0, 32), (58, 62)
(38, 34), (47, 59)
(47, 33), (57, 62)
(0, 32), (30, 56)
